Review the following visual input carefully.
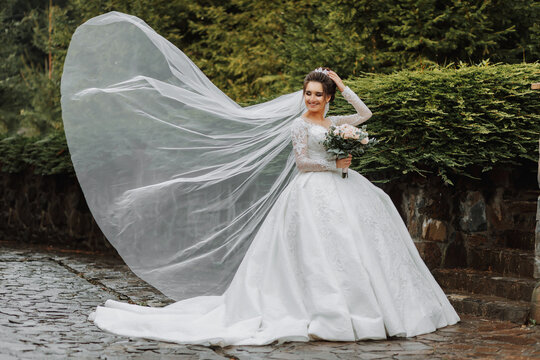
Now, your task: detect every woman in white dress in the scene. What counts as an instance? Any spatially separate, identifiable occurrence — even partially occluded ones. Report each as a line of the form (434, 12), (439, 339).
(62, 12), (459, 346)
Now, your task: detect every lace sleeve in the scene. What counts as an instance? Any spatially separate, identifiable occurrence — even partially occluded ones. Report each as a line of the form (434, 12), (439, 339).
(330, 86), (373, 126)
(291, 119), (336, 172)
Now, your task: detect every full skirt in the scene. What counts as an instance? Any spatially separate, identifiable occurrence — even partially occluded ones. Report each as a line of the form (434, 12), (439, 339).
(89, 169), (460, 346)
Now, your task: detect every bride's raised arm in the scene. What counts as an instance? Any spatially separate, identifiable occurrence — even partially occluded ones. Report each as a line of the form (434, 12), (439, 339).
(325, 70), (372, 126)
(291, 119), (337, 172)
(330, 86), (373, 126)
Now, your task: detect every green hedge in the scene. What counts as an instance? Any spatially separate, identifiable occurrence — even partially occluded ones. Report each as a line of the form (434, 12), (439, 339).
(1, 62), (538, 185)
(0, 132), (73, 176)
(330, 62), (540, 184)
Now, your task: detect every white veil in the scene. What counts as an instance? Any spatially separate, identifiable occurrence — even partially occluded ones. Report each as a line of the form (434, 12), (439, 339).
(60, 12), (309, 300)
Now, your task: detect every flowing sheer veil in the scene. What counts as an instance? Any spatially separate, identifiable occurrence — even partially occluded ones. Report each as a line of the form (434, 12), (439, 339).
(61, 11), (309, 300)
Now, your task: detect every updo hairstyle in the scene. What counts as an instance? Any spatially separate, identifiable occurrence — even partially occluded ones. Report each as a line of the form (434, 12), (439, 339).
(302, 67), (337, 103)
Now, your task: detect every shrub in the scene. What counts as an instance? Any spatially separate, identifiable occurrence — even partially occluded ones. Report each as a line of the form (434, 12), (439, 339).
(1, 62), (538, 186)
(0, 132), (73, 175)
(329, 62), (540, 184)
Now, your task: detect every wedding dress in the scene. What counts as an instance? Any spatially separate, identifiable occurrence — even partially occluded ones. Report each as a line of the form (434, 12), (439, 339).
(88, 86), (459, 345)
(62, 11), (459, 346)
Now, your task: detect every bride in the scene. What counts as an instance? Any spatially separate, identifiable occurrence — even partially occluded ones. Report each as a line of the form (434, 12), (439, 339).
(62, 12), (459, 346)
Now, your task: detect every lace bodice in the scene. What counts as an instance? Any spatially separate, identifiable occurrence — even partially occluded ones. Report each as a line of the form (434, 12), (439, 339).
(291, 86), (373, 172)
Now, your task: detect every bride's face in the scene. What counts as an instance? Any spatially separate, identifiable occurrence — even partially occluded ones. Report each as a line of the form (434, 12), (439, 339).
(304, 81), (329, 113)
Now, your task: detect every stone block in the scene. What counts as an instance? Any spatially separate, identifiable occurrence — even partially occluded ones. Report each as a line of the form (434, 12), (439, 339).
(5, 188), (16, 205)
(442, 232), (467, 268)
(433, 268), (536, 302)
(421, 218), (447, 242)
(497, 230), (535, 251)
(537, 196), (540, 221)
(462, 233), (489, 247)
(423, 182), (452, 220)
(486, 187), (513, 231)
(402, 191), (424, 239)
(414, 241), (442, 269)
(536, 218), (540, 278)
(446, 293), (529, 324)
(26, 184), (37, 203)
(15, 198), (31, 227)
(531, 283), (540, 323)
(459, 191), (487, 232)
(466, 244), (534, 278)
(508, 200), (537, 214)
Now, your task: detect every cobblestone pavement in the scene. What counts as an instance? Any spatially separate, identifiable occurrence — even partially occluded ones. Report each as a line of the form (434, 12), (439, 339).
(1, 242), (539, 359)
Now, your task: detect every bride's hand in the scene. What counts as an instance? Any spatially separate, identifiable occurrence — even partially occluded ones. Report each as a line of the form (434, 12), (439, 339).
(336, 154), (352, 168)
(327, 71), (346, 92)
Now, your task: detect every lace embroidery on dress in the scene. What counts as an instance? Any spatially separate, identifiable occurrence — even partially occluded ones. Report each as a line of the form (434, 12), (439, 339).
(290, 118), (336, 172)
(353, 189), (441, 323)
(313, 182), (347, 276)
(328, 86), (373, 126)
(285, 188), (308, 294)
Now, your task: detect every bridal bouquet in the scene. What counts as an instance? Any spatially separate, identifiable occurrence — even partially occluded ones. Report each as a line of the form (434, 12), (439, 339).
(322, 124), (378, 178)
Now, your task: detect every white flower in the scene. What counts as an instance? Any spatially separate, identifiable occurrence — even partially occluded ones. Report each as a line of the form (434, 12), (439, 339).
(334, 124), (360, 139)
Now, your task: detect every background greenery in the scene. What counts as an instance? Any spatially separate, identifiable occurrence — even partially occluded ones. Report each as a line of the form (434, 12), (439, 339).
(1, 0), (539, 183)
(336, 62), (539, 184)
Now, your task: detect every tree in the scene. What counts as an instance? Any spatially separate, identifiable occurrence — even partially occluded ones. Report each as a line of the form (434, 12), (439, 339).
(0, 0), (48, 134)
(1, 0), (539, 135)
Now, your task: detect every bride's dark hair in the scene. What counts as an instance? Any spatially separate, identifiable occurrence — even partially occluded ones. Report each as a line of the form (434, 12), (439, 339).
(303, 67), (337, 103)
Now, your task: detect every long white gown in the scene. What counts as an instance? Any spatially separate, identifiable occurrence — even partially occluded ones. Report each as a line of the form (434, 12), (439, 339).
(89, 86), (460, 346)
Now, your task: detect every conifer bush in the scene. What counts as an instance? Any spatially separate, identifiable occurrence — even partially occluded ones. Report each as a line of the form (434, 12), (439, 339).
(330, 62), (540, 184)
(0, 62), (538, 186)
(0, 132), (73, 175)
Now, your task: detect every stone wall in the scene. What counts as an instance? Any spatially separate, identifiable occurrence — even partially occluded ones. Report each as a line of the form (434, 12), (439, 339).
(536, 137), (540, 279)
(0, 170), (112, 253)
(1, 166), (538, 271)
(533, 197), (540, 278)
(380, 166), (539, 272)
(382, 168), (540, 270)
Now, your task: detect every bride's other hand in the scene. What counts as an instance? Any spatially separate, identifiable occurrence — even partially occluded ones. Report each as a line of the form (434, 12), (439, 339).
(327, 71), (345, 92)
(336, 154), (352, 168)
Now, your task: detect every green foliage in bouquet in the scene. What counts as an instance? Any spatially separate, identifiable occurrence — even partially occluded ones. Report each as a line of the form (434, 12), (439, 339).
(328, 62), (540, 185)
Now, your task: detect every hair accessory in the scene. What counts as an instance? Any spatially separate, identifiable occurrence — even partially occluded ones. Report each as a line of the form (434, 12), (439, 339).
(314, 67), (329, 75)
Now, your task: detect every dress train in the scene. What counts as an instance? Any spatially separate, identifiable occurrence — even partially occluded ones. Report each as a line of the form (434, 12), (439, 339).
(90, 168), (460, 346)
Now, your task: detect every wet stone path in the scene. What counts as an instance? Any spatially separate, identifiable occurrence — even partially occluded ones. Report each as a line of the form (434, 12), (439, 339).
(0, 243), (539, 359)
